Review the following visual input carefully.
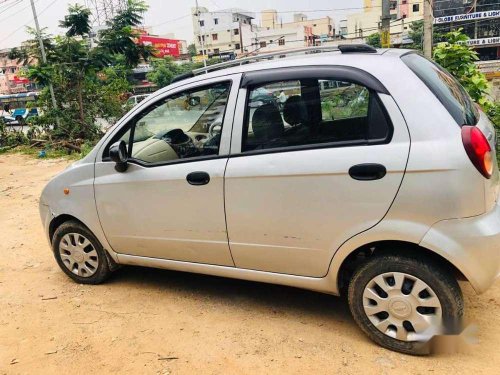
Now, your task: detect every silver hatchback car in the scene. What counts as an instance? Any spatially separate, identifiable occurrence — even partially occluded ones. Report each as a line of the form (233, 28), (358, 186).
(40, 45), (500, 354)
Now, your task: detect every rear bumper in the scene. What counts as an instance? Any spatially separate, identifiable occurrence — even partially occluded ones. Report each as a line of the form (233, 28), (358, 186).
(420, 198), (500, 294)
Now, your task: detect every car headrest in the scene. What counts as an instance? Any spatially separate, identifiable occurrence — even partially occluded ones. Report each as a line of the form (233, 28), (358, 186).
(283, 95), (307, 126)
(252, 103), (284, 141)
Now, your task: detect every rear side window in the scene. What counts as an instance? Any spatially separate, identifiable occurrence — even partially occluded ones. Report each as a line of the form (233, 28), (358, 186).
(242, 78), (392, 153)
(401, 53), (478, 126)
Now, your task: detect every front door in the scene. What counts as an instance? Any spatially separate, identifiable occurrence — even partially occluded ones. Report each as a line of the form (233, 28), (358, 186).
(224, 70), (410, 276)
(94, 76), (240, 266)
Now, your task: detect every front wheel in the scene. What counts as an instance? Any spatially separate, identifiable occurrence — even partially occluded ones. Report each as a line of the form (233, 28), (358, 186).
(52, 221), (112, 284)
(348, 254), (464, 355)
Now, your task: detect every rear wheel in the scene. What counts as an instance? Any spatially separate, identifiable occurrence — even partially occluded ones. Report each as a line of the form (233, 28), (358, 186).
(348, 254), (463, 355)
(52, 221), (111, 284)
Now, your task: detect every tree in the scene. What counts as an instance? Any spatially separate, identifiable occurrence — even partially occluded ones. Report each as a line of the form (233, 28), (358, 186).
(433, 29), (489, 103)
(187, 43), (197, 57)
(433, 28), (499, 128)
(146, 57), (184, 88)
(408, 20), (443, 51)
(59, 4), (92, 37)
(17, 2), (156, 141)
(365, 33), (381, 48)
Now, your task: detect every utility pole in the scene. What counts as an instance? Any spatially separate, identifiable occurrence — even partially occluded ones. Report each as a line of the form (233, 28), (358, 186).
(194, 0), (207, 68)
(380, 0), (391, 48)
(29, 0), (59, 126)
(423, 0), (433, 58)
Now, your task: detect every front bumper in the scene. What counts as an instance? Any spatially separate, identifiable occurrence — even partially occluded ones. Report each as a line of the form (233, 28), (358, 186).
(39, 201), (52, 245)
(420, 198), (500, 294)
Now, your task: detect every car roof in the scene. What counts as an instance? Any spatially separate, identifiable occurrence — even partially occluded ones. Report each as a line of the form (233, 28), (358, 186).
(166, 48), (413, 92)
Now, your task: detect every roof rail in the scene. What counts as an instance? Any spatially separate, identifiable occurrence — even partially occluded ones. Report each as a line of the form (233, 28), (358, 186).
(192, 45), (342, 76)
(170, 44), (377, 84)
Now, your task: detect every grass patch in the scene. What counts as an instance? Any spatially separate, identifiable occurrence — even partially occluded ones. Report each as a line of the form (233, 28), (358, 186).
(1, 143), (94, 161)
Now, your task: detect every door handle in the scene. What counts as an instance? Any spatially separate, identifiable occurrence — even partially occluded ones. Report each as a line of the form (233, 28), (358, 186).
(349, 163), (386, 181)
(186, 171), (210, 186)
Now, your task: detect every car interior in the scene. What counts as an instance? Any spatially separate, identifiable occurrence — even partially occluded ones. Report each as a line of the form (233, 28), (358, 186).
(112, 82), (231, 164)
(243, 78), (391, 152)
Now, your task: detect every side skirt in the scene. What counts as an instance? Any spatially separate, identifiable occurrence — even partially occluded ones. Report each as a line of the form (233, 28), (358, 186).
(116, 254), (338, 295)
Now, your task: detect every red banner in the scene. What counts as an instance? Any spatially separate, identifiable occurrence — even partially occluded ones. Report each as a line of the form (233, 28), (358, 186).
(138, 35), (182, 57)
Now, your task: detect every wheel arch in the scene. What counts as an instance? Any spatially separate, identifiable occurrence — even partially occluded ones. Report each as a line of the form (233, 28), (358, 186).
(49, 214), (89, 245)
(335, 240), (467, 295)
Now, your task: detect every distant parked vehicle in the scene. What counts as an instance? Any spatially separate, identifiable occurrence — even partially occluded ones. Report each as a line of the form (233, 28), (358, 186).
(12, 108), (39, 124)
(126, 94), (149, 107)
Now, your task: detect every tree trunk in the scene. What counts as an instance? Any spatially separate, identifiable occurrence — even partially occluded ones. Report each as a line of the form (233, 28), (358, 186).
(77, 77), (84, 128)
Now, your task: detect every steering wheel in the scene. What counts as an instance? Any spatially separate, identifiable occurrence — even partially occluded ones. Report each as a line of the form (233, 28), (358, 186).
(208, 121), (222, 138)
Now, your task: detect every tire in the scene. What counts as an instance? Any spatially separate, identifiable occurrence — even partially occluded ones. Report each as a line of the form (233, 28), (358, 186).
(52, 220), (111, 284)
(348, 254), (463, 355)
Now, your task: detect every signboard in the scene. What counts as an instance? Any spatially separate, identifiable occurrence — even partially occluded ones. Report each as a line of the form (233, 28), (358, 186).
(138, 35), (182, 57)
(434, 9), (500, 24)
(192, 55), (208, 63)
(466, 36), (500, 47)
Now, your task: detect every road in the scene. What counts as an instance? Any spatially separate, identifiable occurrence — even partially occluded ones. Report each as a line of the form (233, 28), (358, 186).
(1, 153), (500, 374)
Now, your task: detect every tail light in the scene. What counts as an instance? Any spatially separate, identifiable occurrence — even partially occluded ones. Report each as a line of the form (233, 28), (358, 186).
(461, 126), (493, 179)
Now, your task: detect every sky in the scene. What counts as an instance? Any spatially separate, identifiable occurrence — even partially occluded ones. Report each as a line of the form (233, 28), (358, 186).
(0, 0), (364, 49)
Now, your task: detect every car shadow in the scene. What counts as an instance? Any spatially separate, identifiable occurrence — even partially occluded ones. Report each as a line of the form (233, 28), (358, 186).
(107, 265), (355, 326)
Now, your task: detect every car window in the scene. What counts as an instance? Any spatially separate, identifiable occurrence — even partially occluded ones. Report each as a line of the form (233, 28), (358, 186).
(122, 81), (231, 164)
(242, 79), (391, 152)
(401, 53), (478, 126)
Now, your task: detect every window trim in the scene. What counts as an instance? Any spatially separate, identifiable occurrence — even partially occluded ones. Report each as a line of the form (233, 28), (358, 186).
(102, 80), (234, 167)
(241, 66), (389, 94)
(238, 77), (393, 156)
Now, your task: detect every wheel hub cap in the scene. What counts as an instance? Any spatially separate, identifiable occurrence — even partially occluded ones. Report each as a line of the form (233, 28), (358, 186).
(59, 233), (99, 277)
(362, 272), (442, 342)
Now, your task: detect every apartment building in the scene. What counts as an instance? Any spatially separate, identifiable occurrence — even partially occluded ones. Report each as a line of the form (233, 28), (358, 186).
(260, 10), (334, 39)
(191, 7), (255, 57)
(0, 49), (35, 95)
(346, 0), (423, 39)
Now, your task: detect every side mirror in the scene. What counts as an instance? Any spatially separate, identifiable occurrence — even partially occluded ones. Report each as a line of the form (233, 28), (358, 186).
(109, 140), (128, 172)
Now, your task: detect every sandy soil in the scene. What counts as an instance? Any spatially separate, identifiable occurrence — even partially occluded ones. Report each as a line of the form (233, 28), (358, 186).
(1, 153), (500, 374)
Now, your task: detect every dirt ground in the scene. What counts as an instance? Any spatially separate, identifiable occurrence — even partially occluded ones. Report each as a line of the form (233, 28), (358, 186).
(1, 153), (500, 374)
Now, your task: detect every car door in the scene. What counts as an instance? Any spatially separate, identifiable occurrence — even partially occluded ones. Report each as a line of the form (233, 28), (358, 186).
(224, 67), (410, 277)
(94, 75), (241, 266)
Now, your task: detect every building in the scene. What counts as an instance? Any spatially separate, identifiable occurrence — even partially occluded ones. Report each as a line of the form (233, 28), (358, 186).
(191, 7), (255, 57)
(248, 25), (315, 54)
(433, 0), (499, 61)
(0, 48), (36, 95)
(346, 0), (423, 40)
(260, 10), (334, 40)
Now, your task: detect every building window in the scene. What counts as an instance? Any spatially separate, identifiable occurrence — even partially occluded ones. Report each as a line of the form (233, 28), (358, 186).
(390, 14), (397, 20)
(234, 28), (239, 35)
(214, 48), (220, 55)
(212, 33), (218, 41)
(199, 20), (204, 27)
(313, 24), (317, 27)
(390, 1), (397, 10)
(214, 18), (218, 25)
(260, 41), (267, 48)
(235, 43), (241, 50)
(413, 4), (420, 12)
(278, 39), (285, 46)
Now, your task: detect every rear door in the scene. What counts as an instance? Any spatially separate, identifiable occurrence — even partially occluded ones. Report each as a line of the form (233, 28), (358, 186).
(224, 67), (410, 277)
